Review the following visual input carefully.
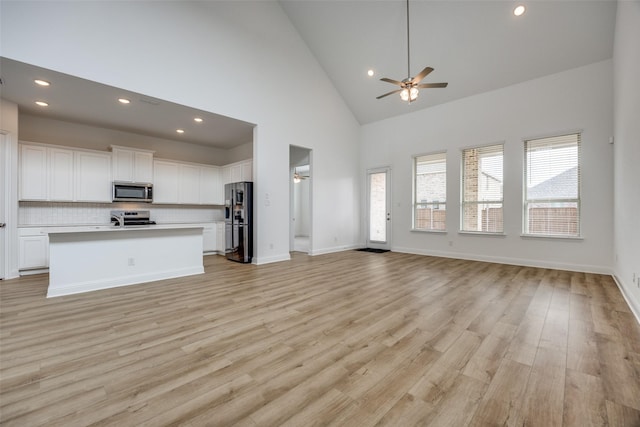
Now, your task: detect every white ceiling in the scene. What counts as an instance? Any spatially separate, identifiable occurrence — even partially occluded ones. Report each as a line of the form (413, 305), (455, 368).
(0, 57), (256, 149)
(1, 1), (617, 143)
(279, 0), (617, 124)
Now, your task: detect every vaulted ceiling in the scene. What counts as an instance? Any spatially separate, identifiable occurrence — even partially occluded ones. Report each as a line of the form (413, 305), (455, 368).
(279, 0), (617, 124)
(1, 1), (617, 146)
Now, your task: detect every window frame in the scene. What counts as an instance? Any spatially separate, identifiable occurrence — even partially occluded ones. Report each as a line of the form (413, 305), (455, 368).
(412, 151), (447, 232)
(460, 143), (505, 234)
(523, 132), (582, 238)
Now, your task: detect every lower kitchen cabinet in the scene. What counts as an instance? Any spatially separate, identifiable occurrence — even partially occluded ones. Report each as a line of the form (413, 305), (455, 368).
(216, 222), (225, 254)
(202, 224), (217, 253)
(19, 231), (49, 270)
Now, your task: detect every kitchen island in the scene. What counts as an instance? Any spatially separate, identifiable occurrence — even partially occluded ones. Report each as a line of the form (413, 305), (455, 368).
(47, 225), (204, 297)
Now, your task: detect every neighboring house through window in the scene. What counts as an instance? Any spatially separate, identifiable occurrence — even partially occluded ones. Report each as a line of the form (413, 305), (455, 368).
(461, 144), (504, 233)
(413, 152), (446, 231)
(524, 133), (581, 237)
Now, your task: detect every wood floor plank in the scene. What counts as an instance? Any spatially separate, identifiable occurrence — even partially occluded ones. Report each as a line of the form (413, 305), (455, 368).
(1, 252), (639, 426)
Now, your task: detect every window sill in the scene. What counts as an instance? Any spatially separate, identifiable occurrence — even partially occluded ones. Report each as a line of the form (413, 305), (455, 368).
(520, 234), (583, 241)
(458, 231), (506, 237)
(411, 229), (447, 234)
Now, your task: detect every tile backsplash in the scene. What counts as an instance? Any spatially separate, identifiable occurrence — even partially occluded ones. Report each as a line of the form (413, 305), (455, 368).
(19, 202), (223, 226)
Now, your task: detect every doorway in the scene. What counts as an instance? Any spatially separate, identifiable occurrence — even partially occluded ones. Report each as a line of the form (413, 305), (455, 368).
(0, 133), (7, 279)
(366, 167), (392, 250)
(290, 145), (312, 253)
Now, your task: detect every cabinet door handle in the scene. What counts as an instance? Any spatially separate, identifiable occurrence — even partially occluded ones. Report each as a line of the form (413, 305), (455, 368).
(0, 223), (6, 228)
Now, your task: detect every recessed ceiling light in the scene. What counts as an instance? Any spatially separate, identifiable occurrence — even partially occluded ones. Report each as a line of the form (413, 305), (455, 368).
(35, 101), (49, 107)
(118, 98), (131, 104)
(34, 79), (50, 86)
(194, 117), (203, 123)
(514, 5), (526, 16)
(367, 69), (375, 77)
(176, 129), (185, 134)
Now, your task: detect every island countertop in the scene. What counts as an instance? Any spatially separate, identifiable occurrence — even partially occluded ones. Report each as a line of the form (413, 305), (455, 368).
(46, 223), (205, 234)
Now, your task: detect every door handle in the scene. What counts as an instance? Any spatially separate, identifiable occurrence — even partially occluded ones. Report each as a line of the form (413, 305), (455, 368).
(0, 223), (5, 228)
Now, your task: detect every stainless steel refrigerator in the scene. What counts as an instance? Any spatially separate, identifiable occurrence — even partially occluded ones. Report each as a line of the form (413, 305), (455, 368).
(225, 182), (253, 263)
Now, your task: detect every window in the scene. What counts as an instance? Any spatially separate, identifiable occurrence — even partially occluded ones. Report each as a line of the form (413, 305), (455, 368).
(414, 152), (446, 231)
(461, 144), (504, 233)
(524, 133), (581, 237)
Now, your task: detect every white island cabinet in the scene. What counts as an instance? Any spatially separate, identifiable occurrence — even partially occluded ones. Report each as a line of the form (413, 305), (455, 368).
(47, 226), (204, 297)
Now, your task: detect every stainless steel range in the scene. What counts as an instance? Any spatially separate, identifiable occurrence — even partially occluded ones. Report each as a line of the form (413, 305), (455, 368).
(110, 210), (156, 227)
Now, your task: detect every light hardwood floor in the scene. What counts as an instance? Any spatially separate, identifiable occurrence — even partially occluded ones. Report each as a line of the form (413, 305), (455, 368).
(1, 251), (640, 426)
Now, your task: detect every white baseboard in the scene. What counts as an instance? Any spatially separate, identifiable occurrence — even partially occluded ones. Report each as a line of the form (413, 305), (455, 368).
(19, 268), (49, 276)
(391, 246), (612, 275)
(612, 275), (640, 325)
(47, 266), (204, 298)
(309, 244), (362, 256)
(254, 253), (291, 265)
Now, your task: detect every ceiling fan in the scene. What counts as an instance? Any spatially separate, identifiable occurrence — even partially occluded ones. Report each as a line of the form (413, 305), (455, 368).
(293, 166), (309, 183)
(376, 0), (448, 103)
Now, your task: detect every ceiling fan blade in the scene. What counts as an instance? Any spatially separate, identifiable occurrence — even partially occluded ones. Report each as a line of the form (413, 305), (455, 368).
(380, 77), (404, 86)
(376, 89), (402, 99)
(417, 82), (448, 89)
(412, 66), (434, 84)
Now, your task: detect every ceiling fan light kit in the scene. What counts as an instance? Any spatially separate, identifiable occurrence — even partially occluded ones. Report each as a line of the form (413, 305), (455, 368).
(377, 0), (448, 103)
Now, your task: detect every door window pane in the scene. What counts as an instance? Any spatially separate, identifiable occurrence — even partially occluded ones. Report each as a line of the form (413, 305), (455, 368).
(369, 172), (387, 242)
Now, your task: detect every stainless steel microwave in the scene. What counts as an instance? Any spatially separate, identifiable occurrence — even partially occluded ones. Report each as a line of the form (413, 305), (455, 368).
(112, 181), (153, 203)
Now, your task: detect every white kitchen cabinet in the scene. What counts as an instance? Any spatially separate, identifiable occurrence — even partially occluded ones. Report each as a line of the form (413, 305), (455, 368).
(153, 160), (180, 204)
(49, 148), (74, 201)
(222, 159), (252, 185)
(111, 146), (154, 183)
(241, 160), (252, 182)
(179, 164), (201, 204)
(19, 229), (49, 270)
(20, 144), (48, 200)
(202, 224), (217, 253)
(154, 159), (223, 205)
(216, 222), (225, 254)
(200, 166), (223, 205)
(20, 143), (75, 202)
(75, 151), (112, 202)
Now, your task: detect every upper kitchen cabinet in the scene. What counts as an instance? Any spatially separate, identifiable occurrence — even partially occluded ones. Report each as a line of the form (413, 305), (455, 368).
(20, 144), (49, 200)
(222, 159), (252, 185)
(75, 151), (112, 202)
(153, 159), (222, 205)
(111, 145), (154, 183)
(178, 164), (201, 205)
(200, 166), (223, 205)
(19, 142), (89, 202)
(153, 160), (180, 204)
(20, 142), (111, 202)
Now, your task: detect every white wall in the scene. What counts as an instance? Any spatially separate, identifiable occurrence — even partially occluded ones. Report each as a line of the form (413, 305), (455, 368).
(613, 1), (640, 319)
(361, 60), (614, 273)
(19, 115), (231, 166)
(0, 1), (361, 264)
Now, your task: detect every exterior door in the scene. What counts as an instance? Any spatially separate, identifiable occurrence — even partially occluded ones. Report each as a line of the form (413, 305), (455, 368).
(367, 167), (391, 250)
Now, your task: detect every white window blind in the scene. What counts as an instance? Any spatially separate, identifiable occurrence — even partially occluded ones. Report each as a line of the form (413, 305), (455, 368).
(461, 144), (504, 233)
(414, 152), (446, 231)
(524, 133), (581, 236)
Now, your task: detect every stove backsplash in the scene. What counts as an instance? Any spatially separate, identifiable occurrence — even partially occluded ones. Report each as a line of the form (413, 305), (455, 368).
(19, 202), (223, 226)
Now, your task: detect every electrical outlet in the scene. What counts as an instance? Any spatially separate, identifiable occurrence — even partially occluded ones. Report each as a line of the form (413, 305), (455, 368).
(128, 258), (135, 266)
